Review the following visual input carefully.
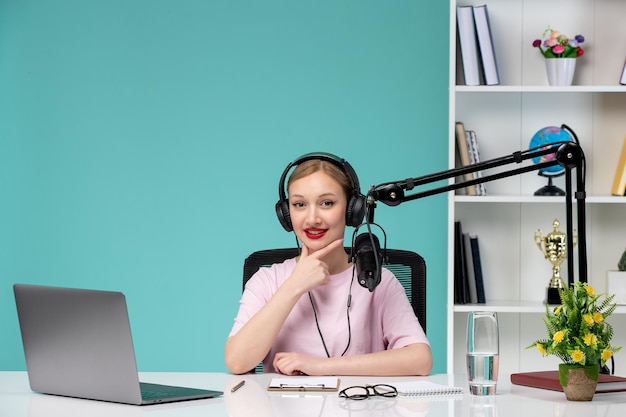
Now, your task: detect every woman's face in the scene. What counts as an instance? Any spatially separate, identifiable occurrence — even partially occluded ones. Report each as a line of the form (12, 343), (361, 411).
(287, 170), (347, 253)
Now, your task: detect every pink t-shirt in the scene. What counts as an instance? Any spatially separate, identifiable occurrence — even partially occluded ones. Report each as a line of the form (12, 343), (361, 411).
(229, 258), (429, 372)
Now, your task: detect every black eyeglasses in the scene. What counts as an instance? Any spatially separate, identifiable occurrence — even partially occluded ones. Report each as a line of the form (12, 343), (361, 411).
(338, 384), (398, 400)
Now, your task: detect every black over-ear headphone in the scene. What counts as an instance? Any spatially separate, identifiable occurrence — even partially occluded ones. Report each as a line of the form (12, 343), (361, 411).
(275, 152), (367, 232)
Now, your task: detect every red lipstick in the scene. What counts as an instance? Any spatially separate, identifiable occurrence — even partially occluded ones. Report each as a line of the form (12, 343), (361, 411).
(304, 228), (327, 240)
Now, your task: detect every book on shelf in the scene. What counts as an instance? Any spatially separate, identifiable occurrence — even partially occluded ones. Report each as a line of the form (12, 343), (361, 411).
(470, 235), (486, 304)
(472, 4), (500, 85)
(455, 122), (476, 196)
(456, 6), (481, 86)
(511, 371), (626, 393)
(454, 221), (486, 305)
(610, 135), (626, 196)
(621, 59), (626, 85)
(465, 129), (487, 196)
(463, 233), (478, 304)
(454, 221), (468, 304)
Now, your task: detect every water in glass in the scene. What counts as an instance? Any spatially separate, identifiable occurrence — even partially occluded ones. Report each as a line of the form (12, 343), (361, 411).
(466, 312), (499, 395)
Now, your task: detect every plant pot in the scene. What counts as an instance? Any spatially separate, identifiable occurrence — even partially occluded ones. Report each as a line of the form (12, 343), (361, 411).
(545, 58), (576, 86)
(558, 363), (599, 401)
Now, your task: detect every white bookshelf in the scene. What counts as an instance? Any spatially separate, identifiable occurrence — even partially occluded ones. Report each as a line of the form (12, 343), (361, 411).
(447, 0), (626, 376)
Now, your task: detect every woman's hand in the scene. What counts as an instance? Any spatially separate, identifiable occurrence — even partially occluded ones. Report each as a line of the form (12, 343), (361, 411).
(272, 352), (326, 376)
(286, 239), (344, 294)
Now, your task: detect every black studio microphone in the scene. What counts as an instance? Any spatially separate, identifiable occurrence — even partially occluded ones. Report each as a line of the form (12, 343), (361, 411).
(353, 232), (383, 292)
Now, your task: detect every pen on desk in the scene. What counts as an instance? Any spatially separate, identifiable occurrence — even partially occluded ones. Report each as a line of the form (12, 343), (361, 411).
(231, 380), (245, 393)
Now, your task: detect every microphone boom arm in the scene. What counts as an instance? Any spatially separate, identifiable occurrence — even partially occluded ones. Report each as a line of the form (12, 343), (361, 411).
(368, 141), (587, 287)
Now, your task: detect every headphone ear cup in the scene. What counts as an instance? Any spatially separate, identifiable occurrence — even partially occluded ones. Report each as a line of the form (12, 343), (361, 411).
(275, 200), (293, 232)
(346, 194), (367, 227)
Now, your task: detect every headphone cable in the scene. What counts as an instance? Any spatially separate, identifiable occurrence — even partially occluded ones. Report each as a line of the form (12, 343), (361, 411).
(307, 268), (355, 358)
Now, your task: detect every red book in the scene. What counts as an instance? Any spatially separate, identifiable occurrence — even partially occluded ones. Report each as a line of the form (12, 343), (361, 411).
(511, 370), (626, 393)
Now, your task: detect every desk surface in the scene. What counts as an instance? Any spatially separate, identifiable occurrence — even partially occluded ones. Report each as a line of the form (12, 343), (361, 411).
(1, 371), (625, 417)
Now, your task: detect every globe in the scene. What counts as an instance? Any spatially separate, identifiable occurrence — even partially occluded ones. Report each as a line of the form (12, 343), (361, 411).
(529, 125), (573, 196)
(529, 126), (572, 174)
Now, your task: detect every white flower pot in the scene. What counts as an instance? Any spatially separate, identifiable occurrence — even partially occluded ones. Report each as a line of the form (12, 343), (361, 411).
(545, 58), (576, 86)
(607, 271), (626, 305)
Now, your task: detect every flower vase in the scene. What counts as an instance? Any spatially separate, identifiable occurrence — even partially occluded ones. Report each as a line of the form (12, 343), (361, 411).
(558, 363), (599, 401)
(545, 58), (576, 86)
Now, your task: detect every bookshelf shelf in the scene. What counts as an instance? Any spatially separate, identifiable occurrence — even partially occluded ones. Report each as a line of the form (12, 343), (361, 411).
(448, 0), (626, 376)
(457, 86), (626, 93)
(455, 195), (626, 204)
(454, 302), (626, 315)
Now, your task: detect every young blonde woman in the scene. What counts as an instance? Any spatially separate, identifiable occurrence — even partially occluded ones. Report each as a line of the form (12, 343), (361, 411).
(225, 153), (431, 376)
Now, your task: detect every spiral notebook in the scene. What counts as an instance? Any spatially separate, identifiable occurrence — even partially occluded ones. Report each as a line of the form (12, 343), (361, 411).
(392, 381), (463, 396)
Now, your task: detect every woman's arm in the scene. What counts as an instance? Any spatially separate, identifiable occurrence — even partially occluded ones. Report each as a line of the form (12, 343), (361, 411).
(224, 278), (304, 374)
(273, 343), (433, 376)
(224, 240), (344, 374)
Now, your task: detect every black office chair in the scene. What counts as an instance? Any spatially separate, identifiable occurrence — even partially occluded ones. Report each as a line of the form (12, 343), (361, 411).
(241, 247), (427, 372)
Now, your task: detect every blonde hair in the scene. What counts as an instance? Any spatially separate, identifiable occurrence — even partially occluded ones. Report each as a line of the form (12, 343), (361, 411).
(287, 159), (353, 201)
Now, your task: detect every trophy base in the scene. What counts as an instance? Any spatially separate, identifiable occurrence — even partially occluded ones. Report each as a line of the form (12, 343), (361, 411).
(546, 287), (562, 305)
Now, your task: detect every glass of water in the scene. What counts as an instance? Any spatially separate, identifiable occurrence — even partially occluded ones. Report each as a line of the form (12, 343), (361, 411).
(466, 311), (499, 395)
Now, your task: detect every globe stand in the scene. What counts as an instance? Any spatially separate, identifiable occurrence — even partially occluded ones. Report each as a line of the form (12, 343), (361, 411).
(534, 172), (565, 196)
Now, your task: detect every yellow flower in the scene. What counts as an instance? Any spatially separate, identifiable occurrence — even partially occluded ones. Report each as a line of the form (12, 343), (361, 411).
(583, 333), (597, 346)
(571, 350), (586, 364)
(553, 331), (565, 343)
(537, 343), (546, 356)
(527, 281), (621, 367)
(593, 312), (604, 324)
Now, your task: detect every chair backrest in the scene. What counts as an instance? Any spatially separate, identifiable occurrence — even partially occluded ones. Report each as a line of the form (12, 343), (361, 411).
(242, 248), (427, 334)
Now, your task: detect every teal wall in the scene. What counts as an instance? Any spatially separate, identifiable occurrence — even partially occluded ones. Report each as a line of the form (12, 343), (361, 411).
(0, 1), (449, 373)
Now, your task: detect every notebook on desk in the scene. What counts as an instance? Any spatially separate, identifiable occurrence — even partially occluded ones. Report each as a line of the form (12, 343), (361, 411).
(13, 283), (223, 405)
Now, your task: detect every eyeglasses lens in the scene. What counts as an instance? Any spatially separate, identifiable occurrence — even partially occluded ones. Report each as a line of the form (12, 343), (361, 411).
(339, 384), (398, 400)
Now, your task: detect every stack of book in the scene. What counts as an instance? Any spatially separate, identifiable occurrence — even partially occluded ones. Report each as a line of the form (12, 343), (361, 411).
(455, 121), (486, 196)
(454, 220), (486, 305)
(456, 4), (500, 86)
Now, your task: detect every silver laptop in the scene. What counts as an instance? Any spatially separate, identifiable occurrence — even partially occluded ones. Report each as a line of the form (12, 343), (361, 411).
(13, 283), (223, 405)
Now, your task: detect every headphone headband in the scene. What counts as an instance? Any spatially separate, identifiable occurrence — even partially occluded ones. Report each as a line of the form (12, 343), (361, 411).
(277, 152), (361, 201)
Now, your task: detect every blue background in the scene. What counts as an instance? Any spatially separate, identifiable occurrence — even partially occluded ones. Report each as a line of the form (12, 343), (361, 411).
(0, 0), (449, 373)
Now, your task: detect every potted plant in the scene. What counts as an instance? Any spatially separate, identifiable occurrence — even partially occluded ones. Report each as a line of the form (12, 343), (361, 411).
(532, 27), (585, 86)
(528, 282), (621, 401)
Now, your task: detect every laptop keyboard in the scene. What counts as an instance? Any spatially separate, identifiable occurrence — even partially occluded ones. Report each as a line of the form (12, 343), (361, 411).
(139, 382), (213, 400)
(141, 389), (174, 400)
(140, 382), (201, 400)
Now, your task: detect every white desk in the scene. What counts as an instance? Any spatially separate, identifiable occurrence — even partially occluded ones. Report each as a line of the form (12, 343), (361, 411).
(1, 371), (626, 417)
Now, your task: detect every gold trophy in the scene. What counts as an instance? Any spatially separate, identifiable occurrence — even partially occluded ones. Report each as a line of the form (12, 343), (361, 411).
(534, 219), (576, 304)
